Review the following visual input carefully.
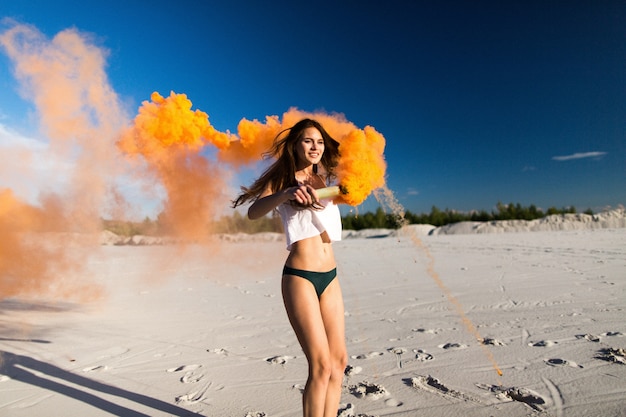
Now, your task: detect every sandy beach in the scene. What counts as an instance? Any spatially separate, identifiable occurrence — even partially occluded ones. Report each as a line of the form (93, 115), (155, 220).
(1, 216), (625, 416)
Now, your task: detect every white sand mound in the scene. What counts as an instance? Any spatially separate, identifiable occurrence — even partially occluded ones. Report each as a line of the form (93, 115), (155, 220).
(99, 231), (182, 245)
(342, 228), (395, 239)
(431, 208), (625, 235)
(99, 230), (123, 245)
(99, 231), (284, 245)
(216, 232), (284, 243)
(342, 225), (436, 239)
(399, 224), (437, 236)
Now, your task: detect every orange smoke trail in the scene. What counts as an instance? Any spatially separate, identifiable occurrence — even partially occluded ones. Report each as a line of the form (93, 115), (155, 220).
(374, 187), (503, 379)
(118, 92), (233, 240)
(0, 22), (124, 300)
(408, 231), (504, 379)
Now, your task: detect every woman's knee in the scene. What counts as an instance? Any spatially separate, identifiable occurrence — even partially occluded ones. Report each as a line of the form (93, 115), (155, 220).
(310, 357), (332, 381)
(330, 351), (348, 380)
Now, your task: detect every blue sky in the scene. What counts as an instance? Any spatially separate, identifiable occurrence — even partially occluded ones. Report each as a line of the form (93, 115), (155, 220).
(1, 0), (624, 215)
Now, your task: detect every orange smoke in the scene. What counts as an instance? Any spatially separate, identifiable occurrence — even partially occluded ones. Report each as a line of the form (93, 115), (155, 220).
(333, 126), (386, 206)
(0, 22), (124, 300)
(217, 108), (387, 206)
(0, 22), (126, 228)
(218, 115), (283, 165)
(122, 99), (387, 213)
(0, 189), (56, 297)
(0, 189), (102, 300)
(119, 92), (231, 154)
(279, 109), (387, 206)
(118, 92), (232, 240)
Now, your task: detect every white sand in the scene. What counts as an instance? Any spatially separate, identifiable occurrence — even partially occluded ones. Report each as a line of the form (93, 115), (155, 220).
(1, 222), (625, 416)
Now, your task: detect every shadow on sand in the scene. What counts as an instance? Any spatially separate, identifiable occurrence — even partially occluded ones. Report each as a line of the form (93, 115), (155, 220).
(0, 350), (202, 416)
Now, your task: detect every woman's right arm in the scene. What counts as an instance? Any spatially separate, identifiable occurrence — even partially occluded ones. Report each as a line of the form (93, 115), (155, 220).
(248, 185), (319, 220)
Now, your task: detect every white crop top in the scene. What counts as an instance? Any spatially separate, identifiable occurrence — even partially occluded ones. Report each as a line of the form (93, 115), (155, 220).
(277, 198), (342, 251)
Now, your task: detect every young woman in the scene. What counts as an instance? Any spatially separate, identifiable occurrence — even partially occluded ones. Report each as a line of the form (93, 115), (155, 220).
(233, 118), (347, 417)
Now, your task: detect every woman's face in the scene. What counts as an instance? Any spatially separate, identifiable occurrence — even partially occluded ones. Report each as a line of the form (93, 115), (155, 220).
(296, 127), (325, 168)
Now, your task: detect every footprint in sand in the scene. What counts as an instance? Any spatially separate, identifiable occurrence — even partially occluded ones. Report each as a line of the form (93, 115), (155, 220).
(385, 397), (403, 407)
(347, 380), (403, 407)
(412, 327), (440, 334)
(180, 370), (205, 384)
(351, 351), (384, 360)
(408, 375), (478, 403)
(344, 365), (362, 377)
(208, 348), (229, 356)
(413, 349), (434, 361)
(602, 331), (624, 337)
(175, 381), (211, 405)
(337, 403), (355, 417)
(265, 355), (294, 365)
(481, 338), (506, 346)
(348, 381), (389, 401)
(576, 333), (600, 342)
(529, 340), (558, 347)
(438, 342), (468, 350)
(544, 358), (583, 368)
(595, 347), (626, 365)
(167, 364), (205, 383)
(477, 384), (548, 412)
(83, 365), (108, 372)
(167, 364), (202, 373)
(175, 391), (204, 405)
(338, 403), (379, 417)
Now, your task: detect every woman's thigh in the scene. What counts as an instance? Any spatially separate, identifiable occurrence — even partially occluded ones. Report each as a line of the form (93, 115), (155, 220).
(319, 279), (346, 359)
(282, 274), (330, 360)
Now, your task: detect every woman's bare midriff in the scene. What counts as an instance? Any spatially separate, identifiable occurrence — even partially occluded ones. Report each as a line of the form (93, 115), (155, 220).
(285, 232), (336, 272)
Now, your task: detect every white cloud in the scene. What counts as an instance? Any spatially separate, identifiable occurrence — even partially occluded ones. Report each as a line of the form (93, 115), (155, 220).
(406, 187), (419, 196)
(0, 122), (164, 218)
(0, 123), (71, 203)
(0, 123), (43, 149)
(552, 151), (607, 161)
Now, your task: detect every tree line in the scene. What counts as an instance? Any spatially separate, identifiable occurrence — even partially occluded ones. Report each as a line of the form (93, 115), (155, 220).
(103, 202), (592, 237)
(343, 203), (589, 230)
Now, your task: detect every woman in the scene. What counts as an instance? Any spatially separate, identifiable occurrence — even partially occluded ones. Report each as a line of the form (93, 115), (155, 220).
(233, 118), (347, 417)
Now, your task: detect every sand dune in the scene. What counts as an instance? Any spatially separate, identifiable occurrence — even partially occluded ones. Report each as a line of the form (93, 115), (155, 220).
(431, 208), (625, 235)
(1, 221), (625, 416)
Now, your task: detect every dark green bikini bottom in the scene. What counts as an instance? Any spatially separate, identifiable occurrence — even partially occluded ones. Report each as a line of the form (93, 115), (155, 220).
(283, 266), (337, 298)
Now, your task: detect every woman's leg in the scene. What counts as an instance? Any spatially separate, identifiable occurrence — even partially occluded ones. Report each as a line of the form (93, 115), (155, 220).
(319, 278), (348, 417)
(282, 274), (333, 417)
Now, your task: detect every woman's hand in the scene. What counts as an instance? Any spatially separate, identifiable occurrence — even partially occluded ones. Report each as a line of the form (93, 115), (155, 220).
(285, 184), (320, 207)
(248, 185), (321, 219)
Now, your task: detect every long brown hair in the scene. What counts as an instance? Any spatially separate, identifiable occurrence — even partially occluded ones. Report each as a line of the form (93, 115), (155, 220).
(232, 118), (340, 207)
